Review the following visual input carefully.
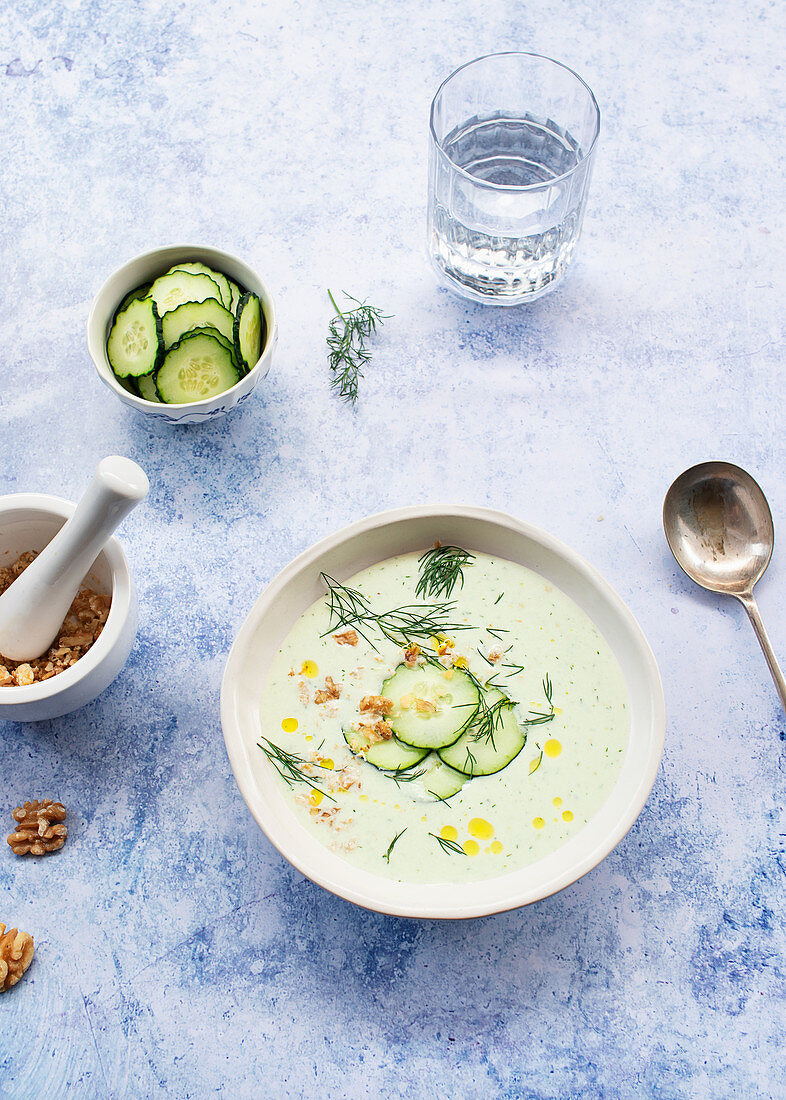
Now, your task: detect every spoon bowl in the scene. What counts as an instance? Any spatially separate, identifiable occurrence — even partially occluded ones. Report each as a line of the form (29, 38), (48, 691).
(663, 461), (786, 712)
(663, 462), (774, 596)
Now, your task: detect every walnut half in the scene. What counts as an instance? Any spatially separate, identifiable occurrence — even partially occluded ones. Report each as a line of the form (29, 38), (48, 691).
(0, 924), (34, 992)
(7, 800), (67, 856)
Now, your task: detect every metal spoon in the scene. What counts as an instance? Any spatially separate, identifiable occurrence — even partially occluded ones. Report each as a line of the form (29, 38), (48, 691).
(663, 461), (786, 712)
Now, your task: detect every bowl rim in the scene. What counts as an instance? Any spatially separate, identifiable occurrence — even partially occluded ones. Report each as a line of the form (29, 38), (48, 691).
(86, 243), (278, 412)
(0, 493), (133, 705)
(221, 504), (666, 919)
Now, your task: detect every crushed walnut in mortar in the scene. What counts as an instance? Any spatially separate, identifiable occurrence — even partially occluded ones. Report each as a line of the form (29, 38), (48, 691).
(0, 552), (111, 686)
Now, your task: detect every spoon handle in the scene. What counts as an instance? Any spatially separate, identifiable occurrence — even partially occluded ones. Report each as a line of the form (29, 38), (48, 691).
(737, 592), (786, 713)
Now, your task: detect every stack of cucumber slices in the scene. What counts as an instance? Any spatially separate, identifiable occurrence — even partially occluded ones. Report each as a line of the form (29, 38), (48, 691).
(343, 661), (527, 800)
(106, 261), (265, 403)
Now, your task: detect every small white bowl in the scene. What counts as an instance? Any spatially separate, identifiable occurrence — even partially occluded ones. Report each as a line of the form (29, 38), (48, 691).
(221, 505), (666, 919)
(87, 244), (278, 425)
(0, 494), (137, 722)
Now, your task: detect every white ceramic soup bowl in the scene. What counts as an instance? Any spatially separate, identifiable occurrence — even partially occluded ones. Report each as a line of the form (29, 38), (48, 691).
(87, 244), (278, 426)
(0, 494), (137, 723)
(221, 505), (665, 919)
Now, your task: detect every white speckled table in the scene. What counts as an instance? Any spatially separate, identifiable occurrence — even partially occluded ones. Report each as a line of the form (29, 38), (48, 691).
(1, 1), (785, 1097)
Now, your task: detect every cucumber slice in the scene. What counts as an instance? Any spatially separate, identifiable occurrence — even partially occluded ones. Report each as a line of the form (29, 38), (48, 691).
(438, 689), (526, 777)
(167, 263), (232, 310)
(149, 271), (222, 316)
(156, 332), (239, 403)
(116, 283), (151, 315)
(161, 299), (236, 348)
(136, 373), (161, 403)
(228, 280), (242, 312)
(107, 297), (163, 378)
(234, 292), (263, 372)
(382, 663), (479, 750)
(343, 727), (429, 771)
(421, 757), (468, 800)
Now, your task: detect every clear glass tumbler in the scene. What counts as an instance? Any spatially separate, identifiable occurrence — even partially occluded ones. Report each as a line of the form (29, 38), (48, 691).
(427, 52), (601, 305)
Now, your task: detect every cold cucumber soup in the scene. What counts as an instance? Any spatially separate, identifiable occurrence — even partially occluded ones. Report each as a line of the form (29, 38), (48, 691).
(257, 545), (629, 884)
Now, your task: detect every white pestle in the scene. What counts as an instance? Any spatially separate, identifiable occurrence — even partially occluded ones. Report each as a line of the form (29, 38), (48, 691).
(0, 456), (149, 663)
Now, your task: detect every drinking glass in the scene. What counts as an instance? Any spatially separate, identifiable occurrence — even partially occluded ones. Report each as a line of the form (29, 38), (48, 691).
(427, 52), (601, 305)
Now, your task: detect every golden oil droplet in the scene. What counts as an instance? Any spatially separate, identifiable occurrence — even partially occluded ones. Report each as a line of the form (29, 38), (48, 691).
(319, 758), (334, 770)
(309, 790), (324, 807)
(562, 810), (574, 823)
(281, 717), (298, 733)
(440, 825), (458, 842)
(533, 816), (545, 830)
(552, 796), (562, 808)
(490, 840), (504, 854)
(544, 739), (562, 758)
(468, 818), (494, 840)
(300, 660), (319, 678)
(463, 839), (480, 856)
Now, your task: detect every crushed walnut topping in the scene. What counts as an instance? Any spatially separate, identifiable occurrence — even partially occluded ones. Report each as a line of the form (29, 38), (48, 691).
(403, 643), (421, 667)
(332, 629), (359, 647)
(487, 647), (504, 664)
(0, 924), (34, 992)
(314, 676), (341, 705)
(359, 694), (393, 716)
(347, 719), (393, 753)
(0, 553), (111, 686)
(297, 680), (310, 705)
(7, 800), (67, 856)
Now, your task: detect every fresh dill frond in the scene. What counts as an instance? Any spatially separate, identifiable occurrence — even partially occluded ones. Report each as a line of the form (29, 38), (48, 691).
(382, 828), (407, 863)
(529, 750), (544, 775)
(327, 290), (389, 405)
(521, 674), (556, 727)
(320, 573), (471, 649)
(429, 832), (467, 856)
(257, 738), (336, 802)
(389, 767), (427, 787)
(494, 592), (504, 605)
(415, 544), (475, 600)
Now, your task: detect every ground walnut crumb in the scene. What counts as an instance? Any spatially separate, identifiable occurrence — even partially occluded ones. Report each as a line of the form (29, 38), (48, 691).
(0, 552), (111, 686)
(0, 924), (34, 992)
(7, 800), (67, 856)
(359, 694), (393, 716)
(314, 676), (341, 704)
(332, 629), (358, 647)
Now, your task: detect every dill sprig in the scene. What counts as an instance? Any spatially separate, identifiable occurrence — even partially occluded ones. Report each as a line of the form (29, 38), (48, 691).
(523, 674), (556, 726)
(429, 832), (466, 856)
(529, 750), (544, 775)
(389, 767), (427, 787)
(320, 573), (470, 650)
(327, 290), (389, 405)
(257, 737), (336, 802)
(415, 544), (475, 600)
(383, 828), (407, 863)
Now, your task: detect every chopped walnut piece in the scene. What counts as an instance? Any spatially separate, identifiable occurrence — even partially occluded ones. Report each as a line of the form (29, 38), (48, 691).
(403, 643), (420, 667)
(333, 630), (359, 647)
(298, 681), (310, 705)
(347, 719), (393, 752)
(415, 697), (437, 714)
(0, 924), (34, 992)
(359, 694), (393, 716)
(7, 800), (67, 856)
(314, 676), (341, 704)
(487, 648), (504, 664)
(0, 553), (111, 687)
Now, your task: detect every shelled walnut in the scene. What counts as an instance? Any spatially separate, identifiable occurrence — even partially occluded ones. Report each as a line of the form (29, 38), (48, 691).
(7, 800), (67, 855)
(0, 924), (34, 992)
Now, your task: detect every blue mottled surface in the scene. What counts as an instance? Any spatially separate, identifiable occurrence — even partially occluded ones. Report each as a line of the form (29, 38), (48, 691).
(1, 1), (785, 1096)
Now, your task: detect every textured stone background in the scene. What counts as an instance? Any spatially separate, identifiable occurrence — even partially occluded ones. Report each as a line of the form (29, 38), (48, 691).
(1, 0), (785, 1096)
